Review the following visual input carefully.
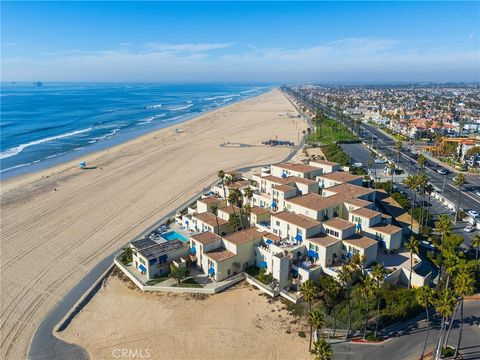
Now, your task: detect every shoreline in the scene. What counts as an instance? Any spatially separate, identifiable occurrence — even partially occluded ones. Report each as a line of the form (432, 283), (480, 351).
(1, 88), (305, 360)
(1, 88), (269, 183)
(0, 89), (273, 199)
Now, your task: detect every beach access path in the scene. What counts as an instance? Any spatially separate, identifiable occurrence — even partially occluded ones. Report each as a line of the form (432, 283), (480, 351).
(0, 89), (305, 360)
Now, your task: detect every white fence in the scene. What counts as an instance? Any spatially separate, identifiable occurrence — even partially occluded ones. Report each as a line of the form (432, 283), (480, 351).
(244, 273), (278, 297)
(115, 259), (244, 294)
(279, 288), (301, 304)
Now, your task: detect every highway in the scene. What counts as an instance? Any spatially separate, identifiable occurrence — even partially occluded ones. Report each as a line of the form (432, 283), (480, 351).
(283, 87), (480, 214)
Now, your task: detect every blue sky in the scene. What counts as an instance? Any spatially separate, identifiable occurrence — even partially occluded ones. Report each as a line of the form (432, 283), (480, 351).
(2, 1), (479, 83)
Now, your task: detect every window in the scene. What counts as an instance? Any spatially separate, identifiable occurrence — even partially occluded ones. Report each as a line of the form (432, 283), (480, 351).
(227, 269), (231, 275)
(326, 228), (339, 238)
(276, 220), (280, 226)
(309, 243), (315, 250)
(243, 262), (248, 269)
(342, 244), (346, 250)
(296, 228), (302, 235)
(139, 257), (145, 265)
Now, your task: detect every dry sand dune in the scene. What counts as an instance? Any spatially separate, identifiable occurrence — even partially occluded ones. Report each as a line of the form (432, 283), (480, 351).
(0, 89), (304, 359)
(58, 272), (310, 360)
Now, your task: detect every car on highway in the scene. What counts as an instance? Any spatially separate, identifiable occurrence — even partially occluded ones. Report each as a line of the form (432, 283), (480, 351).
(464, 225), (476, 233)
(374, 158), (386, 164)
(437, 168), (448, 175)
(467, 210), (479, 218)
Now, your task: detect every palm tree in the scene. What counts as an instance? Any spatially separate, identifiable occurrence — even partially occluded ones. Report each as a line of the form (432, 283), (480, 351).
(242, 204), (252, 227)
(434, 288), (457, 360)
(453, 174), (465, 224)
(323, 279), (341, 338)
(227, 189), (242, 230)
(418, 154), (426, 173)
(209, 203), (220, 234)
(416, 174), (428, 233)
(416, 286), (435, 360)
(361, 275), (375, 339)
(312, 337), (333, 360)
(405, 236), (420, 289)
(300, 280), (319, 351)
(453, 270), (475, 358)
(228, 213), (240, 232)
(372, 264), (385, 338)
(424, 183), (434, 228)
(338, 265), (353, 339)
(403, 175), (419, 234)
(243, 186), (254, 206)
(308, 309), (325, 343)
(442, 253), (459, 290)
(396, 140), (403, 163)
(217, 170), (226, 199)
(389, 162), (396, 194)
(472, 234), (480, 273)
(435, 214), (452, 283)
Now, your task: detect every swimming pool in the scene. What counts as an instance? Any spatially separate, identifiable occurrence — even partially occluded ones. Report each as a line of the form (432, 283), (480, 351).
(161, 231), (188, 242)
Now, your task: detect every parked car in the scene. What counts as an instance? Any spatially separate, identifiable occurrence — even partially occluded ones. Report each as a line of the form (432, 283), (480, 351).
(475, 190), (480, 197)
(467, 210), (479, 218)
(464, 225), (476, 233)
(374, 158), (386, 164)
(437, 168), (447, 175)
(420, 240), (435, 250)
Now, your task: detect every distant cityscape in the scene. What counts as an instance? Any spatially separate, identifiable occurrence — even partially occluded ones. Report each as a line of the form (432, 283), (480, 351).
(291, 84), (480, 169)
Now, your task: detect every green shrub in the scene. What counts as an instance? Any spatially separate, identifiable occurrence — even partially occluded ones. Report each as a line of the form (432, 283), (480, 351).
(257, 268), (273, 285)
(441, 347), (455, 357)
(391, 192), (410, 210)
(298, 331), (306, 338)
(245, 266), (260, 277)
(380, 286), (422, 324)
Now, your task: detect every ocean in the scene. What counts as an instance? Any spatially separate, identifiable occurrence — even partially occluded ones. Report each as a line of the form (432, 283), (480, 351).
(0, 83), (270, 179)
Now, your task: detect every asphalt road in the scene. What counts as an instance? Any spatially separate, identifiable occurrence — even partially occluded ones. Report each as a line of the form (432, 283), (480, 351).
(360, 122), (480, 213)
(287, 89), (480, 214)
(332, 300), (480, 360)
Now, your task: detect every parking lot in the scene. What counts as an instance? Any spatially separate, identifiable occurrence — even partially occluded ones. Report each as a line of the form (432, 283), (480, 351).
(394, 182), (478, 249)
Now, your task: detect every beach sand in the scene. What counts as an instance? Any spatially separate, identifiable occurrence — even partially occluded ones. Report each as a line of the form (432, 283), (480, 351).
(58, 272), (310, 360)
(0, 89), (305, 359)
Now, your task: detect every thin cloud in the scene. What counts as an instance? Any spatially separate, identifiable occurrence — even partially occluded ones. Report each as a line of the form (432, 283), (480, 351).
(2, 38), (478, 82)
(143, 42), (233, 53)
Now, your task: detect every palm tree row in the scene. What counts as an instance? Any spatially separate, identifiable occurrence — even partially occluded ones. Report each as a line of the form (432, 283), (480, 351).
(414, 211), (477, 360)
(218, 169), (256, 232)
(403, 173), (431, 235)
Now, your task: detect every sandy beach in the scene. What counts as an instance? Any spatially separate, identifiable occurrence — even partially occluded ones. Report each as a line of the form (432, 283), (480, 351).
(0, 89), (305, 359)
(58, 272), (310, 360)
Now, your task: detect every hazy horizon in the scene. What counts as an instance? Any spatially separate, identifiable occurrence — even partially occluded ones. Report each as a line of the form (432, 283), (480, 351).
(2, 1), (479, 83)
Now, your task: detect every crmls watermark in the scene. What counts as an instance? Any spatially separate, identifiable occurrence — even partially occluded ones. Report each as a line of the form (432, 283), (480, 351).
(112, 348), (151, 358)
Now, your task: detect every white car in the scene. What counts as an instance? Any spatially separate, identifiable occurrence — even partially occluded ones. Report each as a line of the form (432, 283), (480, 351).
(468, 210), (479, 219)
(464, 226), (476, 233)
(437, 168), (447, 175)
(420, 240), (435, 250)
(374, 158), (386, 164)
(475, 190), (480, 197)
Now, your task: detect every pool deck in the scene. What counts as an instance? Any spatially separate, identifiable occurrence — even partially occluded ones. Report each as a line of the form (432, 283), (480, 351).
(168, 222), (194, 242)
